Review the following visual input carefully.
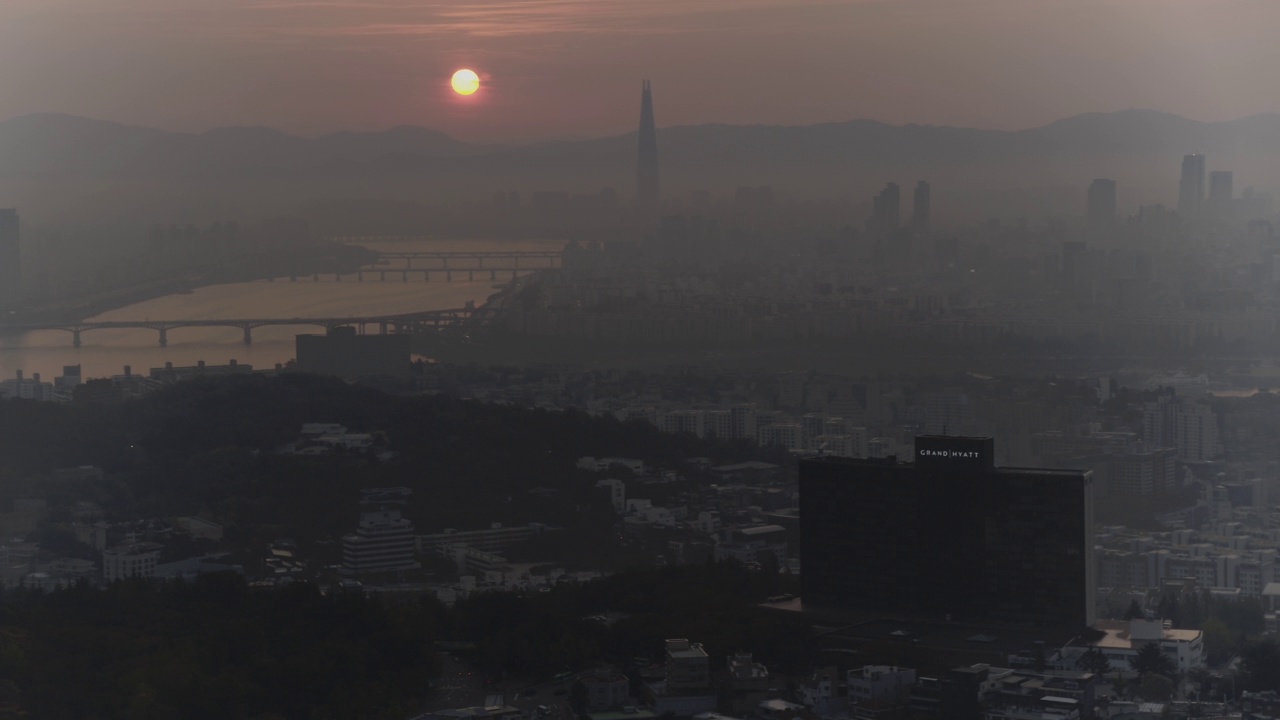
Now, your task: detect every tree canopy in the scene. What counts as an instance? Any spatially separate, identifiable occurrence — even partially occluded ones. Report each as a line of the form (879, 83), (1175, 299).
(1130, 642), (1177, 677)
(0, 562), (810, 718)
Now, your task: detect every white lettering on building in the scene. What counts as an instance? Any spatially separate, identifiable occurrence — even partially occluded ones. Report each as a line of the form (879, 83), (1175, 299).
(918, 449), (980, 458)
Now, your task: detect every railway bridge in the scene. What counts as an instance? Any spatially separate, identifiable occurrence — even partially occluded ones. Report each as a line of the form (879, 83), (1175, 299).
(0, 308), (476, 347)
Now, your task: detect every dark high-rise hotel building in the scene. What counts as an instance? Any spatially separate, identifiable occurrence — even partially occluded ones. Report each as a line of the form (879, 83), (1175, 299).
(636, 80), (659, 233)
(0, 209), (19, 302)
(799, 436), (1095, 630)
(1178, 154), (1206, 219)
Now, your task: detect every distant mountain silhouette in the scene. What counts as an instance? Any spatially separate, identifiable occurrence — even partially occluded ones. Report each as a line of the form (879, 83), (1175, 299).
(3, 109), (1280, 224)
(0, 113), (476, 178)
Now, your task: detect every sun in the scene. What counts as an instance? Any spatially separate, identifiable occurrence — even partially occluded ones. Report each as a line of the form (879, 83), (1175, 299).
(451, 68), (480, 96)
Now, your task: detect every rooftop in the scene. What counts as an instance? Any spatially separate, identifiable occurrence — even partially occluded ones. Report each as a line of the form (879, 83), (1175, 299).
(800, 453), (1087, 477)
(666, 639), (709, 659)
(738, 525), (787, 537)
(1092, 619), (1201, 650)
(587, 711), (658, 720)
(712, 461), (781, 473)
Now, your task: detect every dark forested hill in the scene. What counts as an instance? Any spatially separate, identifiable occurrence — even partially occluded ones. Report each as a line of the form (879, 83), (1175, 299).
(0, 373), (784, 549)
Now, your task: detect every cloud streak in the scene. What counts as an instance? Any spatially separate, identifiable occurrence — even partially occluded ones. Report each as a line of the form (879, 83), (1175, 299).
(240, 0), (860, 39)
(3, 0), (1280, 141)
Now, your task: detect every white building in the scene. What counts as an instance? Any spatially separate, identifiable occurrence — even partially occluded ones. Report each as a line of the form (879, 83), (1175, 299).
(1084, 618), (1204, 672)
(596, 478), (627, 514)
(0, 371), (53, 401)
(1142, 394), (1221, 462)
(848, 665), (917, 720)
(815, 431), (869, 459)
(650, 639), (718, 717)
(341, 510), (420, 574)
(698, 410), (733, 440)
(582, 670), (631, 712)
(103, 542), (163, 581)
(757, 423), (803, 452)
(658, 410), (701, 436)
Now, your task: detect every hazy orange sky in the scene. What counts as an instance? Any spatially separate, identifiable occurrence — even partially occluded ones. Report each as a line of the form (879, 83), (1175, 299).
(2, 0), (1278, 141)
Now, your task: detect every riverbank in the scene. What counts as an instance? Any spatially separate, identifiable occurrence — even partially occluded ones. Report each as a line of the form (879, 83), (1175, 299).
(7, 244), (378, 325)
(0, 239), (562, 380)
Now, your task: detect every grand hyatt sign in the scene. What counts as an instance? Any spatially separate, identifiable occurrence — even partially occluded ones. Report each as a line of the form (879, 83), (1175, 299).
(913, 436), (996, 471)
(917, 449), (981, 459)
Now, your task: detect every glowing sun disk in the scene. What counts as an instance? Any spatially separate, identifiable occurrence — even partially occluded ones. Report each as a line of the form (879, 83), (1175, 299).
(451, 69), (480, 95)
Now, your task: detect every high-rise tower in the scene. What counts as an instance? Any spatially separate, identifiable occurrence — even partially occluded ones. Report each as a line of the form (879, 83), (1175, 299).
(0, 209), (19, 303)
(1208, 170), (1234, 218)
(1178, 154), (1206, 219)
(1087, 178), (1117, 232)
(911, 181), (931, 236)
(867, 182), (901, 238)
(636, 80), (659, 231)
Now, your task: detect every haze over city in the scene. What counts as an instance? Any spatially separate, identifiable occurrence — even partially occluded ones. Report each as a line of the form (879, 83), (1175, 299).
(5, 1), (1280, 718)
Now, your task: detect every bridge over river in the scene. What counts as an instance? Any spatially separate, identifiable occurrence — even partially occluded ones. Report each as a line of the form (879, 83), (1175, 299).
(325, 238), (565, 278)
(0, 308), (476, 347)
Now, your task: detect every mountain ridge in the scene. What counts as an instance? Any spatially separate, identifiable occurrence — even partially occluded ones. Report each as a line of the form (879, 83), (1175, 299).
(7, 107), (1280, 158)
(4, 109), (1280, 225)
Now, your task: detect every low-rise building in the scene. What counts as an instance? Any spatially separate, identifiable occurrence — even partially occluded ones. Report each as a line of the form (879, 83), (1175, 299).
(103, 542), (163, 581)
(174, 516), (225, 541)
(648, 639), (717, 718)
(715, 525), (788, 568)
(721, 654), (769, 715)
(848, 665), (916, 720)
(0, 370), (53, 401)
(149, 360), (252, 384)
(578, 456), (645, 474)
(1085, 619), (1204, 672)
(596, 479), (627, 514)
(581, 670), (631, 712)
(418, 524), (540, 556)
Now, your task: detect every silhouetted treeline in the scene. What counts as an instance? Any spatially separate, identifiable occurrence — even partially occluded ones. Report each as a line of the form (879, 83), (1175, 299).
(0, 562), (807, 719)
(451, 562), (807, 678)
(1, 573), (440, 719)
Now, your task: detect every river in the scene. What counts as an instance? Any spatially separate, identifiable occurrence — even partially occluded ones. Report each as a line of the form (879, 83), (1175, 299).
(0, 239), (564, 381)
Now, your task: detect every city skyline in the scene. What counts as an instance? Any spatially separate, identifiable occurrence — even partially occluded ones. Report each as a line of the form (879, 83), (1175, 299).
(4, 0), (1280, 141)
(3, 0), (1280, 715)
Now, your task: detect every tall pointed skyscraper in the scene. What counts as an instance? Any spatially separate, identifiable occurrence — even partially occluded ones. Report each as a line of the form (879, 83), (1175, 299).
(636, 80), (659, 231)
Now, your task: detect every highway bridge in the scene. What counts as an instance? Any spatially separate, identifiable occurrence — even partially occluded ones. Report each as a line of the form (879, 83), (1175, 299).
(326, 237), (563, 268)
(288, 248), (562, 282)
(0, 308), (476, 347)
